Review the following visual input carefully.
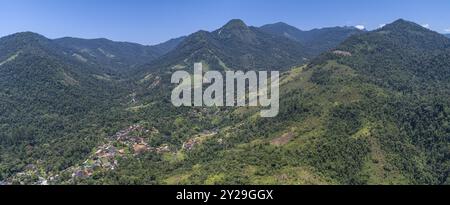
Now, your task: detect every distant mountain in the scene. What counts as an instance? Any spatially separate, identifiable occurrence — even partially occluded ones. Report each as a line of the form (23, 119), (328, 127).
(0, 32), (113, 77)
(259, 22), (302, 41)
(332, 19), (450, 91)
(260, 22), (364, 55)
(54, 36), (184, 72)
(138, 19), (311, 75)
(446, 34), (450, 38)
(151, 36), (186, 55)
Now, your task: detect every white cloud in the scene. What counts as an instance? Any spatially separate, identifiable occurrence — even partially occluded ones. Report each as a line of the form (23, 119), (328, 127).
(378, 24), (386, 28)
(445, 28), (450, 33)
(422, 24), (430, 29)
(355, 25), (365, 30)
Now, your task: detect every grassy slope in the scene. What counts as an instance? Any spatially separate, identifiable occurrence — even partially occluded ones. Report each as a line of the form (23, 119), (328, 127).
(144, 60), (413, 185)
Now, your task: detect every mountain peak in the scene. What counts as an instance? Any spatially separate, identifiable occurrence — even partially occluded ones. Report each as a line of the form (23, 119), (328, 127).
(273, 22), (290, 26)
(393, 19), (419, 26)
(222, 19), (248, 30)
(215, 19), (258, 43)
(2, 31), (48, 41)
(269, 22), (294, 28)
(391, 18), (410, 24)
(382, 19), (426, 31)
(260, 22), (302, 33)
(0, 31), (52, 52)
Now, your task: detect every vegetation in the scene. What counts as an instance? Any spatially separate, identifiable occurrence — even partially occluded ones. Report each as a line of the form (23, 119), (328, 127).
(1, 19), (449, 185)
(260, 22), (365, 55)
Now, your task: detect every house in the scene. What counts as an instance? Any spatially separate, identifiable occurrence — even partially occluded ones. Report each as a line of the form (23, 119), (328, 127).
(332, 50), (352, 57)
(133, 144), (150, 154)
(72, 170), (85, 178)
(156, 145), (170, 153)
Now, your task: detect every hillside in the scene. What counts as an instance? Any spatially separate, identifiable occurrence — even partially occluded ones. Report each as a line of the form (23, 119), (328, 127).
(54, 36), (184, 73)
(260, 22), (364, 55)
(1, 19), (450, 185)
(89, 19), (450, 185)
(0, 32), (133, 182)
(137, 19), (310, 76)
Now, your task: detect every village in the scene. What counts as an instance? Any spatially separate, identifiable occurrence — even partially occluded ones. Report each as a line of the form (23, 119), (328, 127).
(69, 124), (218, 180)
(1, 124), (219, 185)
(70, 124), (159, 179)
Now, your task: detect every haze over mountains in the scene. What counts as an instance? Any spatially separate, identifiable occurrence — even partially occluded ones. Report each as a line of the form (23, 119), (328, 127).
(260, 22), (365, 55)
(53, 36), (186, 73)
(139, 19), (312, 74)
(1, 19), (450, 185)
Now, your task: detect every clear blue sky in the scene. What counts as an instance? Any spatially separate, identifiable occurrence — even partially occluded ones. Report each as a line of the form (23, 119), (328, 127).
(1, 0), (449, 45)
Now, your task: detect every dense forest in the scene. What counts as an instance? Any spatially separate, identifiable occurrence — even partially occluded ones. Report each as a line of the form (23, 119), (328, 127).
(1, 19), (449, 185)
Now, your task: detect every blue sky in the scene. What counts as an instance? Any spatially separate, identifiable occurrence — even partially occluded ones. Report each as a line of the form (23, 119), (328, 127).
(1, 0), (450, 45)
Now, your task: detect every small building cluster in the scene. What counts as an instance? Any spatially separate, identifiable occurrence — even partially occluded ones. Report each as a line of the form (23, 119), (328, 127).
(155, 144), (171, 153)
(182, 137), (202, 151)
(111, 124), (151, 141)
(2, 163), (58, 185)
(182, 130), (218, 151)
(332, 50), (352, 57)
(71, 124), (156, 179)
(3, 124), (222, 184)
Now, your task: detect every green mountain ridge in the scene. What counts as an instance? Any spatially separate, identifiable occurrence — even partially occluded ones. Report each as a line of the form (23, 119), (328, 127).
(0, 32), (134, 182)
(260, 22), (365, 55)
(54, 36), (185, 73)
(1, 19), (450, 185)
(136, 19), (312, 77)
(119, 19), (450, 185)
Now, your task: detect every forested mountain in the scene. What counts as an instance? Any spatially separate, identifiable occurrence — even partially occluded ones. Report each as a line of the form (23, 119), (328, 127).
(1, 19), (450, 185)
(117, 19), (450, 185)
(0, 32), (133, 182)
(54, 36), (184, 73)
(334, 19), (450, 93)
(137, 19), (311, 75)
(446, 34), (450, 38)
(218, 18), (450, 184)
(127, 20), (315, 145)
(150, 36), (186, 55)
(259, 22), (302, 41)
(260, 22), (364, 55)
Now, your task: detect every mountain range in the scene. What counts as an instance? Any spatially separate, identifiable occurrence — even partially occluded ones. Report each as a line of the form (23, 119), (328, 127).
(260, 22), (365, 55)
(0, 19), (449, 185)
(138, 19), (311, 75)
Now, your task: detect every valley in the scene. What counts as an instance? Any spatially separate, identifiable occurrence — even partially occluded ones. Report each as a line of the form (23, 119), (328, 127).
(1, 19), (450, 185)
